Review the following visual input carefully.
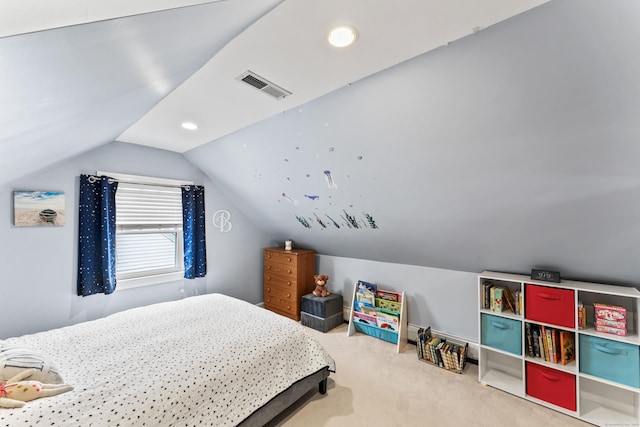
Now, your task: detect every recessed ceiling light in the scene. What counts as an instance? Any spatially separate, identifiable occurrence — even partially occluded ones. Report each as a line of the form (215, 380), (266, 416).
(181, 122), (198, 130)
(328, 25), (358, 48)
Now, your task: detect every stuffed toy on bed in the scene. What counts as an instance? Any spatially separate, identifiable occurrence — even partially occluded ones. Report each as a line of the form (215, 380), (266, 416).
(0, 369), (73, 409)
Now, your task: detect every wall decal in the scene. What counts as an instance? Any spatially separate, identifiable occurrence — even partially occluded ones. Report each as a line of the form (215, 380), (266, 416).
(313, 213), (327, 228)
(304, 195), (319, 200)
(342, 210), (359, 228)
(357, 155), (363, 160)
(323, 170), (338, 189)
(14, 191), (65, 226)
(282, 193), (300, 206)
(294, 211), (378, 230)
(296, 215), (311, 228)
(212, 209), (232, 233)
(325, 215), (340, 228)
(364, 213), (379, 229)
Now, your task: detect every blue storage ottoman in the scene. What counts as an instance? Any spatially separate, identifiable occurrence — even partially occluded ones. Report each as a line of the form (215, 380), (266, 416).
(300, 293), (344, 332)
(301, 293), (343, 318)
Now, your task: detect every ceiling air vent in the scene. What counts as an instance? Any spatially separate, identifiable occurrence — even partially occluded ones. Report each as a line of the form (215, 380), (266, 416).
(236, 70), (291, 100)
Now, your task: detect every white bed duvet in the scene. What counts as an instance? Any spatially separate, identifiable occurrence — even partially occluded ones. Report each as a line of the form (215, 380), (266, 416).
(0, 294), (335, 426)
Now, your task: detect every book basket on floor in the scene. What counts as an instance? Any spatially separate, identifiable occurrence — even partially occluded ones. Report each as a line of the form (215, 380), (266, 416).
(416, 326), (468, 374)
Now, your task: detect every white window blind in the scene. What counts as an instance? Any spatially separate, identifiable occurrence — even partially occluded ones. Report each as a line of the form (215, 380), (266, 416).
(98, 171), (192, 289)
(115, 182), (184, 285)
(115, 183), (183, 225)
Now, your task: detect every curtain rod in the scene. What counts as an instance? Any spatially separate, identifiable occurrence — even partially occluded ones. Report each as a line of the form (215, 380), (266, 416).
(85, 174), (200, 189)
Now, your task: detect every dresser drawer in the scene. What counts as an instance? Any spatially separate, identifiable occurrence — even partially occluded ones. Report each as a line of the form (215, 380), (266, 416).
(526, 362), (576, 411)
(579, 334), (640, 388)
(265, 284), (294, 300)
(481, 313), (522, 355)
(264, 273), (296, 290)
(264, 290), (295, 315)
(264, 251), (298, 266)
(525, 284), (575, 328)
(264, 261), (298, 277)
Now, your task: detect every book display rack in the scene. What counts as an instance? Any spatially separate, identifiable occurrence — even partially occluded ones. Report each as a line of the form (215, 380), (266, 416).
(347, 280), (408, 353)
(479, 271), (640, 426)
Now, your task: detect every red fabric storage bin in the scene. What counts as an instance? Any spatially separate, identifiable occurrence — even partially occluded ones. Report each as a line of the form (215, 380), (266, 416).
(526, 362), (576, 411)
(525, 284), (575, 328)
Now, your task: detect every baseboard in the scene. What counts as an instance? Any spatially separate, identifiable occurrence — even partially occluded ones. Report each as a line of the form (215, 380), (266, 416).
(342, 305), (479, 362)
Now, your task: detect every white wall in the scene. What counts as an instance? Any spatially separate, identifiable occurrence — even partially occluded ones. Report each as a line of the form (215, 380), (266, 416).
(0, 141), (272, 339)
(317, 255), (478, 342)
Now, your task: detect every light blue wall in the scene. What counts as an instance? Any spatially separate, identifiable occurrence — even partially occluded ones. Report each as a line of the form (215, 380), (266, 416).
(0, 141), (271, 339)
(184, 0), (640, 289)
(317, 255), (478, 342)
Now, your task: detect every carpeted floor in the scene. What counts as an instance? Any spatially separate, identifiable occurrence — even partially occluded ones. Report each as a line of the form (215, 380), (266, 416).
(266, 323), (591, 427)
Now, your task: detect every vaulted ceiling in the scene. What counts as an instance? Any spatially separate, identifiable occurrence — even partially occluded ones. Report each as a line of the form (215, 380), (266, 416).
(0, 0), (548, 186)
(5, 0), (640, 285)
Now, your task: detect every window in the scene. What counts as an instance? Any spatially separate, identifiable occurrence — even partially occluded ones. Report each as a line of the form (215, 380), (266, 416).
(98, 172), (193, 290)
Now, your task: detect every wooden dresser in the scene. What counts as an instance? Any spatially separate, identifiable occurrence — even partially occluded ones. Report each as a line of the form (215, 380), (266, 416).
(263, 247), (315, 321)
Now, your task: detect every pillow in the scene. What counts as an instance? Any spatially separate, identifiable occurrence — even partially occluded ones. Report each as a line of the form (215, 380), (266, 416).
(0, 345), (63, 384)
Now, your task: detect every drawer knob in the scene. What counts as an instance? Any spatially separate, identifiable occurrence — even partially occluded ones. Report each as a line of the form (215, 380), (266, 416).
(288, 281), (292, 286)
(287, 293), (291, 297)
(288, 269), (292, 274)
(267, 265), (271, 270)
(287, 257), (291, 262)
(287, 305), (291, 309)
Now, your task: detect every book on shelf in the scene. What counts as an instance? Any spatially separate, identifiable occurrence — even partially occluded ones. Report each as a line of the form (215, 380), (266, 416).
(491, 286), (504, 313)
(552, 329), (561, 364)
(482, 281), (492, 309)
(376, 297), (402, 312)
(560, 330), (575, 366)
(525, 323), (534, 357)
(375, 310), (400, 331)
(353, 311), (377, 325)
(355, 280), (377, 309)
(531, 325), (541, 358)
(545, 327), (555, 363)
(577, 301), (586, 329)
(540, 326), (549, 362)
(376, 290), (401, 302)
(502, 286), (516, 314)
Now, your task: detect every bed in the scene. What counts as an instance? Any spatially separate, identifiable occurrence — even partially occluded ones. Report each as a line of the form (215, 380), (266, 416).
(0, 293), (335, 426)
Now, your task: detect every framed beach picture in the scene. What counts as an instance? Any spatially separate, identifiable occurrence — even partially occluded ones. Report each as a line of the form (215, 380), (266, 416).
(14, 191), (66, 226)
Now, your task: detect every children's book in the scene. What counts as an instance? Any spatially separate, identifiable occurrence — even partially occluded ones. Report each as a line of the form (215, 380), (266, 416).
(376, 290), (401, 302)
(355, 280), (377, 309)
(560, 331), (575, 366)
(376, 310), (399, 331)
(491, 286), (504, 313)
(353, 311), (376, 325)
(503, 287), (516, 314)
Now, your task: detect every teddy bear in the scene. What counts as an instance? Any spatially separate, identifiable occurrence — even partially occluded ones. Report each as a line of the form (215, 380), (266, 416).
(313, 274), (330, 297)
(0, 369), (73, 409)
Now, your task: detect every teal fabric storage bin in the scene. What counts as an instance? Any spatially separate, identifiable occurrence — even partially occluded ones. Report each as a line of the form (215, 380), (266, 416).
(579, 335), (640, 388)
(353, 322), (398, 344)
(481, 313), (522, 355)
